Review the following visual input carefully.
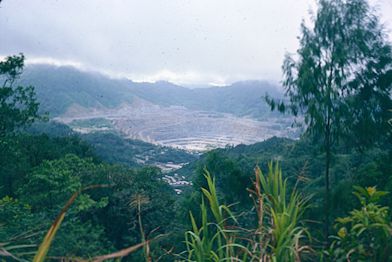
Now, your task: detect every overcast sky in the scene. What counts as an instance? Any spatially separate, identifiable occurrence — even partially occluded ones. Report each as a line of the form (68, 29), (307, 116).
(1, 0), (391, 86)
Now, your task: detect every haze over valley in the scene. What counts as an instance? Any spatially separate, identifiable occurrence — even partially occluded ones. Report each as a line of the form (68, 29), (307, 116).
(22, 64), (298, 152)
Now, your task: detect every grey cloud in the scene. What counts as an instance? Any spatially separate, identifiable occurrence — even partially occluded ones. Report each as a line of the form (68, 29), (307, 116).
(0, 0), (391, 85)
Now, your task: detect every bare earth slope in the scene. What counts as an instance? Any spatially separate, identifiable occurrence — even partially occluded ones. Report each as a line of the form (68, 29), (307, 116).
(23, 65), (298, 152)
(58, 98), (297, 152)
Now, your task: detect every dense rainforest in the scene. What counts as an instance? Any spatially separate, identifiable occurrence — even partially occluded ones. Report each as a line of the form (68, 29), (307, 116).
(1, 0), (392, 261)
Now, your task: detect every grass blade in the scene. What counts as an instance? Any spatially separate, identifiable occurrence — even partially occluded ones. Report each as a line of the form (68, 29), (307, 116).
(33, 185), (109, 262)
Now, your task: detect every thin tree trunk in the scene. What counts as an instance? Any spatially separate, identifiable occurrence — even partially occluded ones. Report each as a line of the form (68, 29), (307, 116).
(324, 124), (331, 246)
(137, 201), (151, 262)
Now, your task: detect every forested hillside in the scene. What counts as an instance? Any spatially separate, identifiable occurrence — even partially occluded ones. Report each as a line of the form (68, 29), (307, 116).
(178, 136), (392, 224)
(28, 121), (197, 168)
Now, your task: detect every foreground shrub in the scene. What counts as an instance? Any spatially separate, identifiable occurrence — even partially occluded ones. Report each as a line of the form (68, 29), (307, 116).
(327, 186), (392, 261)
(180, 162), (310, 261)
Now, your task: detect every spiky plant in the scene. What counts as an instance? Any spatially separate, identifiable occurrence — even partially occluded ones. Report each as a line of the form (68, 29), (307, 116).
(255, 162), (310, 261)
(245, 162), (311, 261)
(183, 170), (248, 261)
(183, 163), (310, 261)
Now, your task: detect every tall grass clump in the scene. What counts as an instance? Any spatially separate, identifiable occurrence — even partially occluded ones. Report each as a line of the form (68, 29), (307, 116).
(182, 162), (310, 261)
(182, 169), (249, 261)
(254, 162), (310, 261)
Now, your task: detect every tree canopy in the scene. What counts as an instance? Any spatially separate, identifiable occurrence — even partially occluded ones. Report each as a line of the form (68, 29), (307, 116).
(269, 0), (392, 146)
(0, 54), (40, 136)
(266, 0), (392, 240)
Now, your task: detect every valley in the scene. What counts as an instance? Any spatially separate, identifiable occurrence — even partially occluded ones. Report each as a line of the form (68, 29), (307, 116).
(57, 98), (298, 152)
(21, 64), (300, 193)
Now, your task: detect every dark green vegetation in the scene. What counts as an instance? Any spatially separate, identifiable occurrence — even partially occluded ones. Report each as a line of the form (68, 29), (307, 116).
(178, 135), (392, 238)
(0, 120), (178, 260)
(80, 131), (196, 167)
(28, 121), (197, 168)
(0, 54), (41, 136)
(0, 55), (193, 260)
(1, 0), (392, 261)
(21, 65), (281, 119)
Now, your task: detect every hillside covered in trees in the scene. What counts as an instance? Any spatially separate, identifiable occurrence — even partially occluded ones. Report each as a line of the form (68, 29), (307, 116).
(1, 0), (392, 261)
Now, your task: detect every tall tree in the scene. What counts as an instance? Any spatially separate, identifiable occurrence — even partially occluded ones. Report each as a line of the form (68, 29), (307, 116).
(0, 54), (40, 136)
(0, 54), (41, 196)
(266, 0), (392, 242)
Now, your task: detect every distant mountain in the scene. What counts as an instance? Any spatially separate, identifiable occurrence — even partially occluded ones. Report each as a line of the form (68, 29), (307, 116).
(127, 80), (283, 119)
(21, 65), (283, 119)
(21, 65), (134, 116)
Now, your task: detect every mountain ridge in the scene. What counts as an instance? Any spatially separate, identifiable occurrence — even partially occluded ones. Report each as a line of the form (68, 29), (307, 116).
(21, 64), (283, 119)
